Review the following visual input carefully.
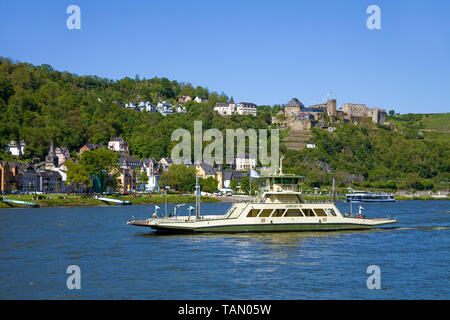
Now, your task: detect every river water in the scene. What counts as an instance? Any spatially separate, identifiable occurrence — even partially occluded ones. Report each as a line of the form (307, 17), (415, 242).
(0, 201), (448, 299)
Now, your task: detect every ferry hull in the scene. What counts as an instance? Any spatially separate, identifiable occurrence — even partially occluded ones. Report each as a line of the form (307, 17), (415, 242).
(147, 222), (379, 234)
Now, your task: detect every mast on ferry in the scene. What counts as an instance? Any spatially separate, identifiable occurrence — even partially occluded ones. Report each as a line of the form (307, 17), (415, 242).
(195, 175), (200, 220)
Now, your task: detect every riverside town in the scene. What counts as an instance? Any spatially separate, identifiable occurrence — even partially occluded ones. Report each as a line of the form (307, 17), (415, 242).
(1, 0), (449, 305)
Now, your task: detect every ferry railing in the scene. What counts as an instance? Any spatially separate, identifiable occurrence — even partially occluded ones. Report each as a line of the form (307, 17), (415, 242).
(150, 214), (231, 223)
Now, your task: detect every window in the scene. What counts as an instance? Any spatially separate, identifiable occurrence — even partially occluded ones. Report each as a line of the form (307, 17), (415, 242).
(272, 209), (285, 217)
(259, 209), (273, 217)
(284, 209), (302, 217)
(247, 209), (260, 217)
(328, 209), (337, 216)
(301, 208), (316, 217)
(313, 209), (328, 217)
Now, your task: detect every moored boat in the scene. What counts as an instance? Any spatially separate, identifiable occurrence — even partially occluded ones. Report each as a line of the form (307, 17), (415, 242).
(346, 191), (395, 203)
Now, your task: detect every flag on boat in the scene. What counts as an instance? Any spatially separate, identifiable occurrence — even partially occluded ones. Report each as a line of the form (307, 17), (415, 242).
(250, 169), (260, 178)
(155, 205), (160, 210)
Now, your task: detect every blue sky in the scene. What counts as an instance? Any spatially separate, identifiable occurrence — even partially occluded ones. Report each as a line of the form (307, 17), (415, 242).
(1, 0), (449, 114)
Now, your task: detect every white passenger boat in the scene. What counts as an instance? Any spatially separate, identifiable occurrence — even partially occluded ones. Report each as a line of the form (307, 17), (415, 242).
(127, 170), (396, 233)
(346, 191), (395, 203)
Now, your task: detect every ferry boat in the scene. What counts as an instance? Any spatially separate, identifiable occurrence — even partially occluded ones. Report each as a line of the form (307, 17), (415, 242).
(346, 191), (395, 203)
(127, 170), (396, 234)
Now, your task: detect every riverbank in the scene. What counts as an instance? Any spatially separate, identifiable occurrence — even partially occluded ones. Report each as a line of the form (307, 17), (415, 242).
(0, 194), (220, 208)
(301, 195), (448, 201)
(0, 193), (447, 209)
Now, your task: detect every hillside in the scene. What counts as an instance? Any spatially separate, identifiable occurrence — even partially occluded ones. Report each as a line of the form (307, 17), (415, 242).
(387, 113), (450, 144)
(0, 57), (274, 162)
(282, 117), (449, 190)
(0, 57), (448, 191)
(282, 130), (313, 151)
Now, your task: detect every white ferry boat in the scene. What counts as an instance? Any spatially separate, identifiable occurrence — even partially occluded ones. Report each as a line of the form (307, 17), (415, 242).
(346, 191), (395, 203)
(127, 171), (396, 234)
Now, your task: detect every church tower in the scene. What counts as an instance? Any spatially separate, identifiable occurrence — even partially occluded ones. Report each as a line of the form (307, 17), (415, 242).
(45, 139), (59, 170)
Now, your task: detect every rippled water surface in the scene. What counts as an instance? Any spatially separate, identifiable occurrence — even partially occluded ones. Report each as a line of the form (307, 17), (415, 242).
(0, 201), (449, 299)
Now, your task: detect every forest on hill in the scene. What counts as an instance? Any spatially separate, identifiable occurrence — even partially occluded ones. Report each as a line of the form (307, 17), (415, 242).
(0, 57), (448, 191)
(0, 57), (275, 162)
(282, 117), (449, 190)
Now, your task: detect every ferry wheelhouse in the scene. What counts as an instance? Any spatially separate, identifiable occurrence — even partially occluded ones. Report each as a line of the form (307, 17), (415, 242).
(127, 173), (396, 233)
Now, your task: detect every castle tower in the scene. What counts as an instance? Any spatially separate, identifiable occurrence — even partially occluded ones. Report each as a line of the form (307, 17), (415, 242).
(327, 99), (337, 117)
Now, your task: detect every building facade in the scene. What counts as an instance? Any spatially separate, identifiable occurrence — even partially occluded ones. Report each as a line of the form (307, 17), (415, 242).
(79, 143), (104, 155)
(236, 102), (258, 116)
(108, 137), (129, 153)
(142, 158), (160, 191)
(157, 101), (173, 116)
(214, 97), (235, 116)
(234, 153), (256, 171)
(5, 140), (26, 156)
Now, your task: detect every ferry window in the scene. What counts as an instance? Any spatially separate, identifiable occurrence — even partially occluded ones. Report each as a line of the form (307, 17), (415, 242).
(247, 209), (260, 217)
(259, 209), (273, 217)
(301, 208), (316, 217)
(272, 209), (285, 217)
(313, 209), (327, 217)
(328, 209), (337, 217)
(284, 209), (301, 217)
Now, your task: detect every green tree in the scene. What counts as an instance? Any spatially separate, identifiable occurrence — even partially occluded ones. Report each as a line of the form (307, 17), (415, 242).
(136, 168), (149, 190)
(159, 164), (196, 192)
(80, 148), (119, 177)
(230, 178), (238, 191)
(74, 149), (120, 193)
(65, 160), (92, 193)
(240, 176), (250, 194)
(200, 177), (218, 194)
(0, 77), (14, 103)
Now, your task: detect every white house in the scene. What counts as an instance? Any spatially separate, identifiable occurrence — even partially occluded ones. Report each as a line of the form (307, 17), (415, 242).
(108, 137), (129, 153)
(194, 96), (206, 103)
(125, 102), (138, 110)
(236, 102), (258, 116)
(159, 157), (173, 172)
(176, 105), (187, 114)
(306, 142), (316, 149)
(234, 152), (256, 171)
(142, 158), (160, 191)
(146, 103), (157, 113)
(214, 97), (235, 116)
(157, 101), (173, 116)
(5, 140), (26, 156)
